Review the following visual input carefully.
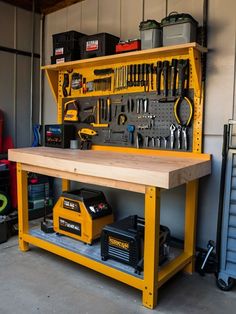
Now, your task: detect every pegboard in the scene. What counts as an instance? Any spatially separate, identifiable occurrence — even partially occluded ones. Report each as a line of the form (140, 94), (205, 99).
(63, 89), (194, 151)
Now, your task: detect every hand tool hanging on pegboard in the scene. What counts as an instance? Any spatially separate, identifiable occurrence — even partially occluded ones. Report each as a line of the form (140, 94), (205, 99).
(171, 58), (193, 150)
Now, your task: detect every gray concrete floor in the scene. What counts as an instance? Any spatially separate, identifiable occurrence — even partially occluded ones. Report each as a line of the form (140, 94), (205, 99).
(0, 235), (236, 314)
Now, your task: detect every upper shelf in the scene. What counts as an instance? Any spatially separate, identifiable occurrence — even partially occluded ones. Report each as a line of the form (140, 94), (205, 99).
(42, 43), (207, 71)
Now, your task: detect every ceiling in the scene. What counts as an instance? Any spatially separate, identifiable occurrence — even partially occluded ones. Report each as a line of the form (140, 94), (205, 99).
(2, 0), (85, 14)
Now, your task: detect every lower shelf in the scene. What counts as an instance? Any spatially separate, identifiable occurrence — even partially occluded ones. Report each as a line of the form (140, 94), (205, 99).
(29, 227), (183, 279)
(30, 228), (141, 277)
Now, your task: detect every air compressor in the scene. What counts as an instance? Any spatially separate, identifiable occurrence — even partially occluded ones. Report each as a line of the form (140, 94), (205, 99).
(53, 188), (113, 244)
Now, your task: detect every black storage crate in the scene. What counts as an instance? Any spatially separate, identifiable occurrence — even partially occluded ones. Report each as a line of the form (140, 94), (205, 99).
(51, 51), (81, 64)
(80, 32), (120, 59)
(52, 30), (86, 64)
(53, 30), (85, 50)
(44, 124), (75, 148)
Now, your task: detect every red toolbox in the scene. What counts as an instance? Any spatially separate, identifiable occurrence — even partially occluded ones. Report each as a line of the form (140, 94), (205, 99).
(115, 39), (141, 54)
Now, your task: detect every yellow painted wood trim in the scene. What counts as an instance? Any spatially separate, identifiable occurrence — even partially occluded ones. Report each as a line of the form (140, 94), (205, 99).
(184, 180), (199, 273)
(142, 187), (160, 309)
(62, 179), (70, 191)
(158, 252), (192, 287)
(45, 69), (58, 104)
(17, 163), (29, 251)
(92, 145), (211, 160)
(42, 43), (207, 71)
(23, 233), (144, 290)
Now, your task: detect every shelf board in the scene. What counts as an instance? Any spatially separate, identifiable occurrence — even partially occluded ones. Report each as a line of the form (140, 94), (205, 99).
(42, 42), (207, 71)
(29, 227), (183, 281)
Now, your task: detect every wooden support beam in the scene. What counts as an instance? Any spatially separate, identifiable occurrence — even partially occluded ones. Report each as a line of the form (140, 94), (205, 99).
(41, 0), (85, 15)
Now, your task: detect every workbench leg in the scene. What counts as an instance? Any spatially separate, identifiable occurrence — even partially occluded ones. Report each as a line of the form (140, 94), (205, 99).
(62, 179), (70, 192)
(17, 163), (29, 252)
(142, 186), (160, 309)
(184, 179), (199, 273)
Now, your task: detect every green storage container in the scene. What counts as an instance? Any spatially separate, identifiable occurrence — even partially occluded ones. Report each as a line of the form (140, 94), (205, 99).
(161, 12), (198, 46)
(139, 20), (162, 50)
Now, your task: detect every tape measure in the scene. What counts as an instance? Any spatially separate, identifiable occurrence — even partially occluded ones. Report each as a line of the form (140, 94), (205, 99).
(0, 191), (10, 215)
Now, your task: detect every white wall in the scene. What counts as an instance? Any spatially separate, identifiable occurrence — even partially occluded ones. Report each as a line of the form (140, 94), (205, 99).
(43, 0), (236, 248)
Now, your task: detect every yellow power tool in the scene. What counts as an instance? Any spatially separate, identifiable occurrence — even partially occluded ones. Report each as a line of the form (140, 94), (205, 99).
(64, 100), (79, 122)
(78, 128), (97, 150)
(53, 188), (114, 244)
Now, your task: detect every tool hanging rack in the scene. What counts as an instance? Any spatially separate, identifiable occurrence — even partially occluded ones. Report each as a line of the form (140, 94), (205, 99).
(42, 43), (207, 153)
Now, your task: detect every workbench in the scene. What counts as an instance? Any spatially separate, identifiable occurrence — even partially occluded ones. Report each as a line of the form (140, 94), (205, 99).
(9, 146), (211, 309)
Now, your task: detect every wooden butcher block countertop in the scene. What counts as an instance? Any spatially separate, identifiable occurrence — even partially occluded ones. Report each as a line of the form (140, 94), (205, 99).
(8, 147), (211, 190)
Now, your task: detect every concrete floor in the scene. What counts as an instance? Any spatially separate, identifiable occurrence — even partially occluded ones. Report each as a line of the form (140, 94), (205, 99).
(0, 236), (236, 314)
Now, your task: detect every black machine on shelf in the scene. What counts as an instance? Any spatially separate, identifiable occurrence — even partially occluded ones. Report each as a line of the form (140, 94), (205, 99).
(101, 215), (170, 274)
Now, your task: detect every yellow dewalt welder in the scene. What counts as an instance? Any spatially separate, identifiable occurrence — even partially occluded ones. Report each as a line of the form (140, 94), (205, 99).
(53, 188), (113, 244)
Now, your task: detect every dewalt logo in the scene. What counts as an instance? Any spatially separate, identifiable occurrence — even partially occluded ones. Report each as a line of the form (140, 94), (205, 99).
(108, 236), (129, 250)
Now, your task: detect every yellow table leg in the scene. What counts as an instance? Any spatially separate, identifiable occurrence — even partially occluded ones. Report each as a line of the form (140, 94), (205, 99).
(142, 186), (160, 309)
(184, 179), (199, 273)
(62, 179), (70, 191)
(17, 163), (29, 251)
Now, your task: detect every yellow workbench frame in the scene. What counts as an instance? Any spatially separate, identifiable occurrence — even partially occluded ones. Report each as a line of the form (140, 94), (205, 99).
(17, 160), (199, 309)
(15, 43), (208, 309)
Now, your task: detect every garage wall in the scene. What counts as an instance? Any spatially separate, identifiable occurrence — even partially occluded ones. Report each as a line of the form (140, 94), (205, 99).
(43, 0), (236, 248)
(0, 1), (40, 148)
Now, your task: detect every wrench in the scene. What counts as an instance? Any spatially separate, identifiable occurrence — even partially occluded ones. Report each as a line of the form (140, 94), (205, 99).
(145, 136), (149, 147)
(144, 98), (148, 113)
(156, 136), (161, 148)
(182, 126), (188, 150)
(177, 125), (182, 149)
(151, 137), (155, 147)
(170, 124), (176, 149)
(163, 136), (168, 149)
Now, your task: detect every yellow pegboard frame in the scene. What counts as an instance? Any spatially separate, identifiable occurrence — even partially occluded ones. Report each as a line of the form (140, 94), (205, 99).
(42, 43), (207, 153)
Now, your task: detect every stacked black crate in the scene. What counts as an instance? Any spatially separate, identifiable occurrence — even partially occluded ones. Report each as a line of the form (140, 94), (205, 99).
(51, 30), (86, 64)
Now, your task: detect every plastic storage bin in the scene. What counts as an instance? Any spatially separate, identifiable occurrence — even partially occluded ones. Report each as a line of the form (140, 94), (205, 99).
(51, 30), (86, 64)
(80, 33), (120, 59)
(161, 12), (198, 46)
(52, 30), (85, 55)
(139, 20), (162, 50)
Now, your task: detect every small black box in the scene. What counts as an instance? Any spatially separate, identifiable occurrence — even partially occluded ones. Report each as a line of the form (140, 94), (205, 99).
(0, 168), (10, 192)
(51, 51), (81, 64)
(45, 124), (75, 148)
(80, 33), (120, 59)
(0, 217), (8, 244)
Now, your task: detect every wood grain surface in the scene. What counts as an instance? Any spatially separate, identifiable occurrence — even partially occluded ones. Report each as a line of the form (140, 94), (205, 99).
(9, 147), (211, 189)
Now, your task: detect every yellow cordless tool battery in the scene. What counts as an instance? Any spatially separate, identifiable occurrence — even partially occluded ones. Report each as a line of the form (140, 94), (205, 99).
(53, 188), (113, 244)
